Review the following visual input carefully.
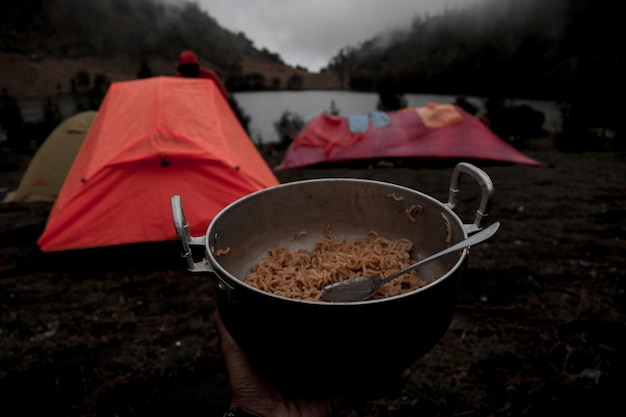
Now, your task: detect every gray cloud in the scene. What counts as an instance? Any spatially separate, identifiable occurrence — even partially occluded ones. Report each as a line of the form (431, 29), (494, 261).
(197, 0), (484, 71)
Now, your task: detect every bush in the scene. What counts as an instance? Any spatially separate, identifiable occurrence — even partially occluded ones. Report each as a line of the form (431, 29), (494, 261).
(273, 110), (304, 149)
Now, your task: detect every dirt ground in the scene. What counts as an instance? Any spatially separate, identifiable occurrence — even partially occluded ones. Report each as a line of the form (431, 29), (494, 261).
(0, 136), (624, 417)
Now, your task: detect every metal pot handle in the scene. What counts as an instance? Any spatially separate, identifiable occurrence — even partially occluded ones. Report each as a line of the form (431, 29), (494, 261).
(445, 162), (494, 234)
(170, 195), (216, 274)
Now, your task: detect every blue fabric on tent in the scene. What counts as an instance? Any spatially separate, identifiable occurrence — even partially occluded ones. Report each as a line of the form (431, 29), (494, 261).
(348, 112), (391, 132)
(370, 111), (391, 128)
(348, 113), (369, 132)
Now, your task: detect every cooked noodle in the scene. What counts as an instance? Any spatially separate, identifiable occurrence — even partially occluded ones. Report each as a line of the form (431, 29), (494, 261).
(294, 230), (308, 240)
(246, 230), (427, 301)
(387, 192), (404, 201)
(215, 247), (231, 256)
(405, 205), (418, 222)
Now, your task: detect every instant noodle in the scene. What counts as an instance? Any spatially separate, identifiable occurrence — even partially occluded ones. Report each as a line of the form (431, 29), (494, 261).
(246, 227), (428, 300)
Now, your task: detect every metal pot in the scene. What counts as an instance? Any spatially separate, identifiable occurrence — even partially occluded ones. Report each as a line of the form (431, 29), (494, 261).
(171, 162), (494, 396)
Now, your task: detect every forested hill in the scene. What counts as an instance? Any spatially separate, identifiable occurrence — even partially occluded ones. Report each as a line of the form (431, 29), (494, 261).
(327, 0), (621, 103)
(2, 0), (621, 103)
(319, 0), (621, 144)
(0, 0), (258, 72)
(0, 0), (340, 98)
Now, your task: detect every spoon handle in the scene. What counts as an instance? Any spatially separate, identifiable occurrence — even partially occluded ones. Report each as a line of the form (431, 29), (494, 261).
(379, 222), (500, 286)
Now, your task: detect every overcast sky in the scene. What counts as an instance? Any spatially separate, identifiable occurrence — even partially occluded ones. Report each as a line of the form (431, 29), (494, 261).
(192, 0), (485, 72)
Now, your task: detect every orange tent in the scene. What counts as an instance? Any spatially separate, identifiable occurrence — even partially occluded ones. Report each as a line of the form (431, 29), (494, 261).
(37, 76), (279, 252)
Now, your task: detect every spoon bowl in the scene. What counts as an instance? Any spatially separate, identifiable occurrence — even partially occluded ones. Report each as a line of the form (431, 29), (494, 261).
(320, 221), (500, 302)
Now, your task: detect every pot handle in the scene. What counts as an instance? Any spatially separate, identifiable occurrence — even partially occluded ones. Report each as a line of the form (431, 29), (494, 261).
(445, 162), (494, 234)
(170, 195), (216, 274)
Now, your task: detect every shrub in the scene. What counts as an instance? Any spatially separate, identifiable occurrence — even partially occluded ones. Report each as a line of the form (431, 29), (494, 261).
(273, 110), (304, 149)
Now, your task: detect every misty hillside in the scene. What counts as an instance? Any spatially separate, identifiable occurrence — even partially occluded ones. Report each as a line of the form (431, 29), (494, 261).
(0, 0), (272, 73)
(0, 0), (341, 98)
(0, 0), (622, 146)
(324, 0), (622, 144)
(328, 0), (621, 102)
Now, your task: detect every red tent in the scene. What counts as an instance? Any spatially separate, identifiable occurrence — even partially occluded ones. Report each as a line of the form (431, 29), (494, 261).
(275, 105), (543, 170)
(37, 76), (279, 252)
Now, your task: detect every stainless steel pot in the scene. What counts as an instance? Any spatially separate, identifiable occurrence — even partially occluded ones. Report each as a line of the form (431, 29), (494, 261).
(171, 162), (494, 396)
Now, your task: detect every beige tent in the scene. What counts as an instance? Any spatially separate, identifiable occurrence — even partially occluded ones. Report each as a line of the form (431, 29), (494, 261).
(3, 111), (97, 204)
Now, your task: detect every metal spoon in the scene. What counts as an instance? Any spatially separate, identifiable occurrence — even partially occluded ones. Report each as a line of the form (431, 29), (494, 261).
(319, 221), (500, 302)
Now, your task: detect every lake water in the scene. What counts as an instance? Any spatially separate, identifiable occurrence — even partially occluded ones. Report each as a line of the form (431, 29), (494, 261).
(18, 90), (562, 144)
(233, 91), (460, 144)
(233, 91), (562, 144)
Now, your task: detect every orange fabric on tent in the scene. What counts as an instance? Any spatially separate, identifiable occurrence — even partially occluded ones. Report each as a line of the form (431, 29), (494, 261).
(37, 76), (279, 252)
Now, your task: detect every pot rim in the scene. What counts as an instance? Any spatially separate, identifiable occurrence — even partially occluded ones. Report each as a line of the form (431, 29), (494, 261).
(206, 178), (468, 305)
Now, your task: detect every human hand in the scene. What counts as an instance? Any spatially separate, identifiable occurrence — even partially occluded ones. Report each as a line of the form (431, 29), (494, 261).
(213, 311), (349, 417)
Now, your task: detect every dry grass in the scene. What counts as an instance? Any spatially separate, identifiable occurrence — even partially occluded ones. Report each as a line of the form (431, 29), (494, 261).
(0, 138), (624, 416)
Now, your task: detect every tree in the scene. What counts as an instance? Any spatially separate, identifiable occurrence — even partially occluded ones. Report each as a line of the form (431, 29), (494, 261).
(286, 73), (303, 90)
(376, 91), (407, 111)
(273, 110), (304, 149)
(87, 74), (111, 110)
(137, 59), (152, 78)
(42, 96), (63, 132)
(327, 99), (340, 116)
(72, 70), (91, 94)
(0, 88), (24, 148)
